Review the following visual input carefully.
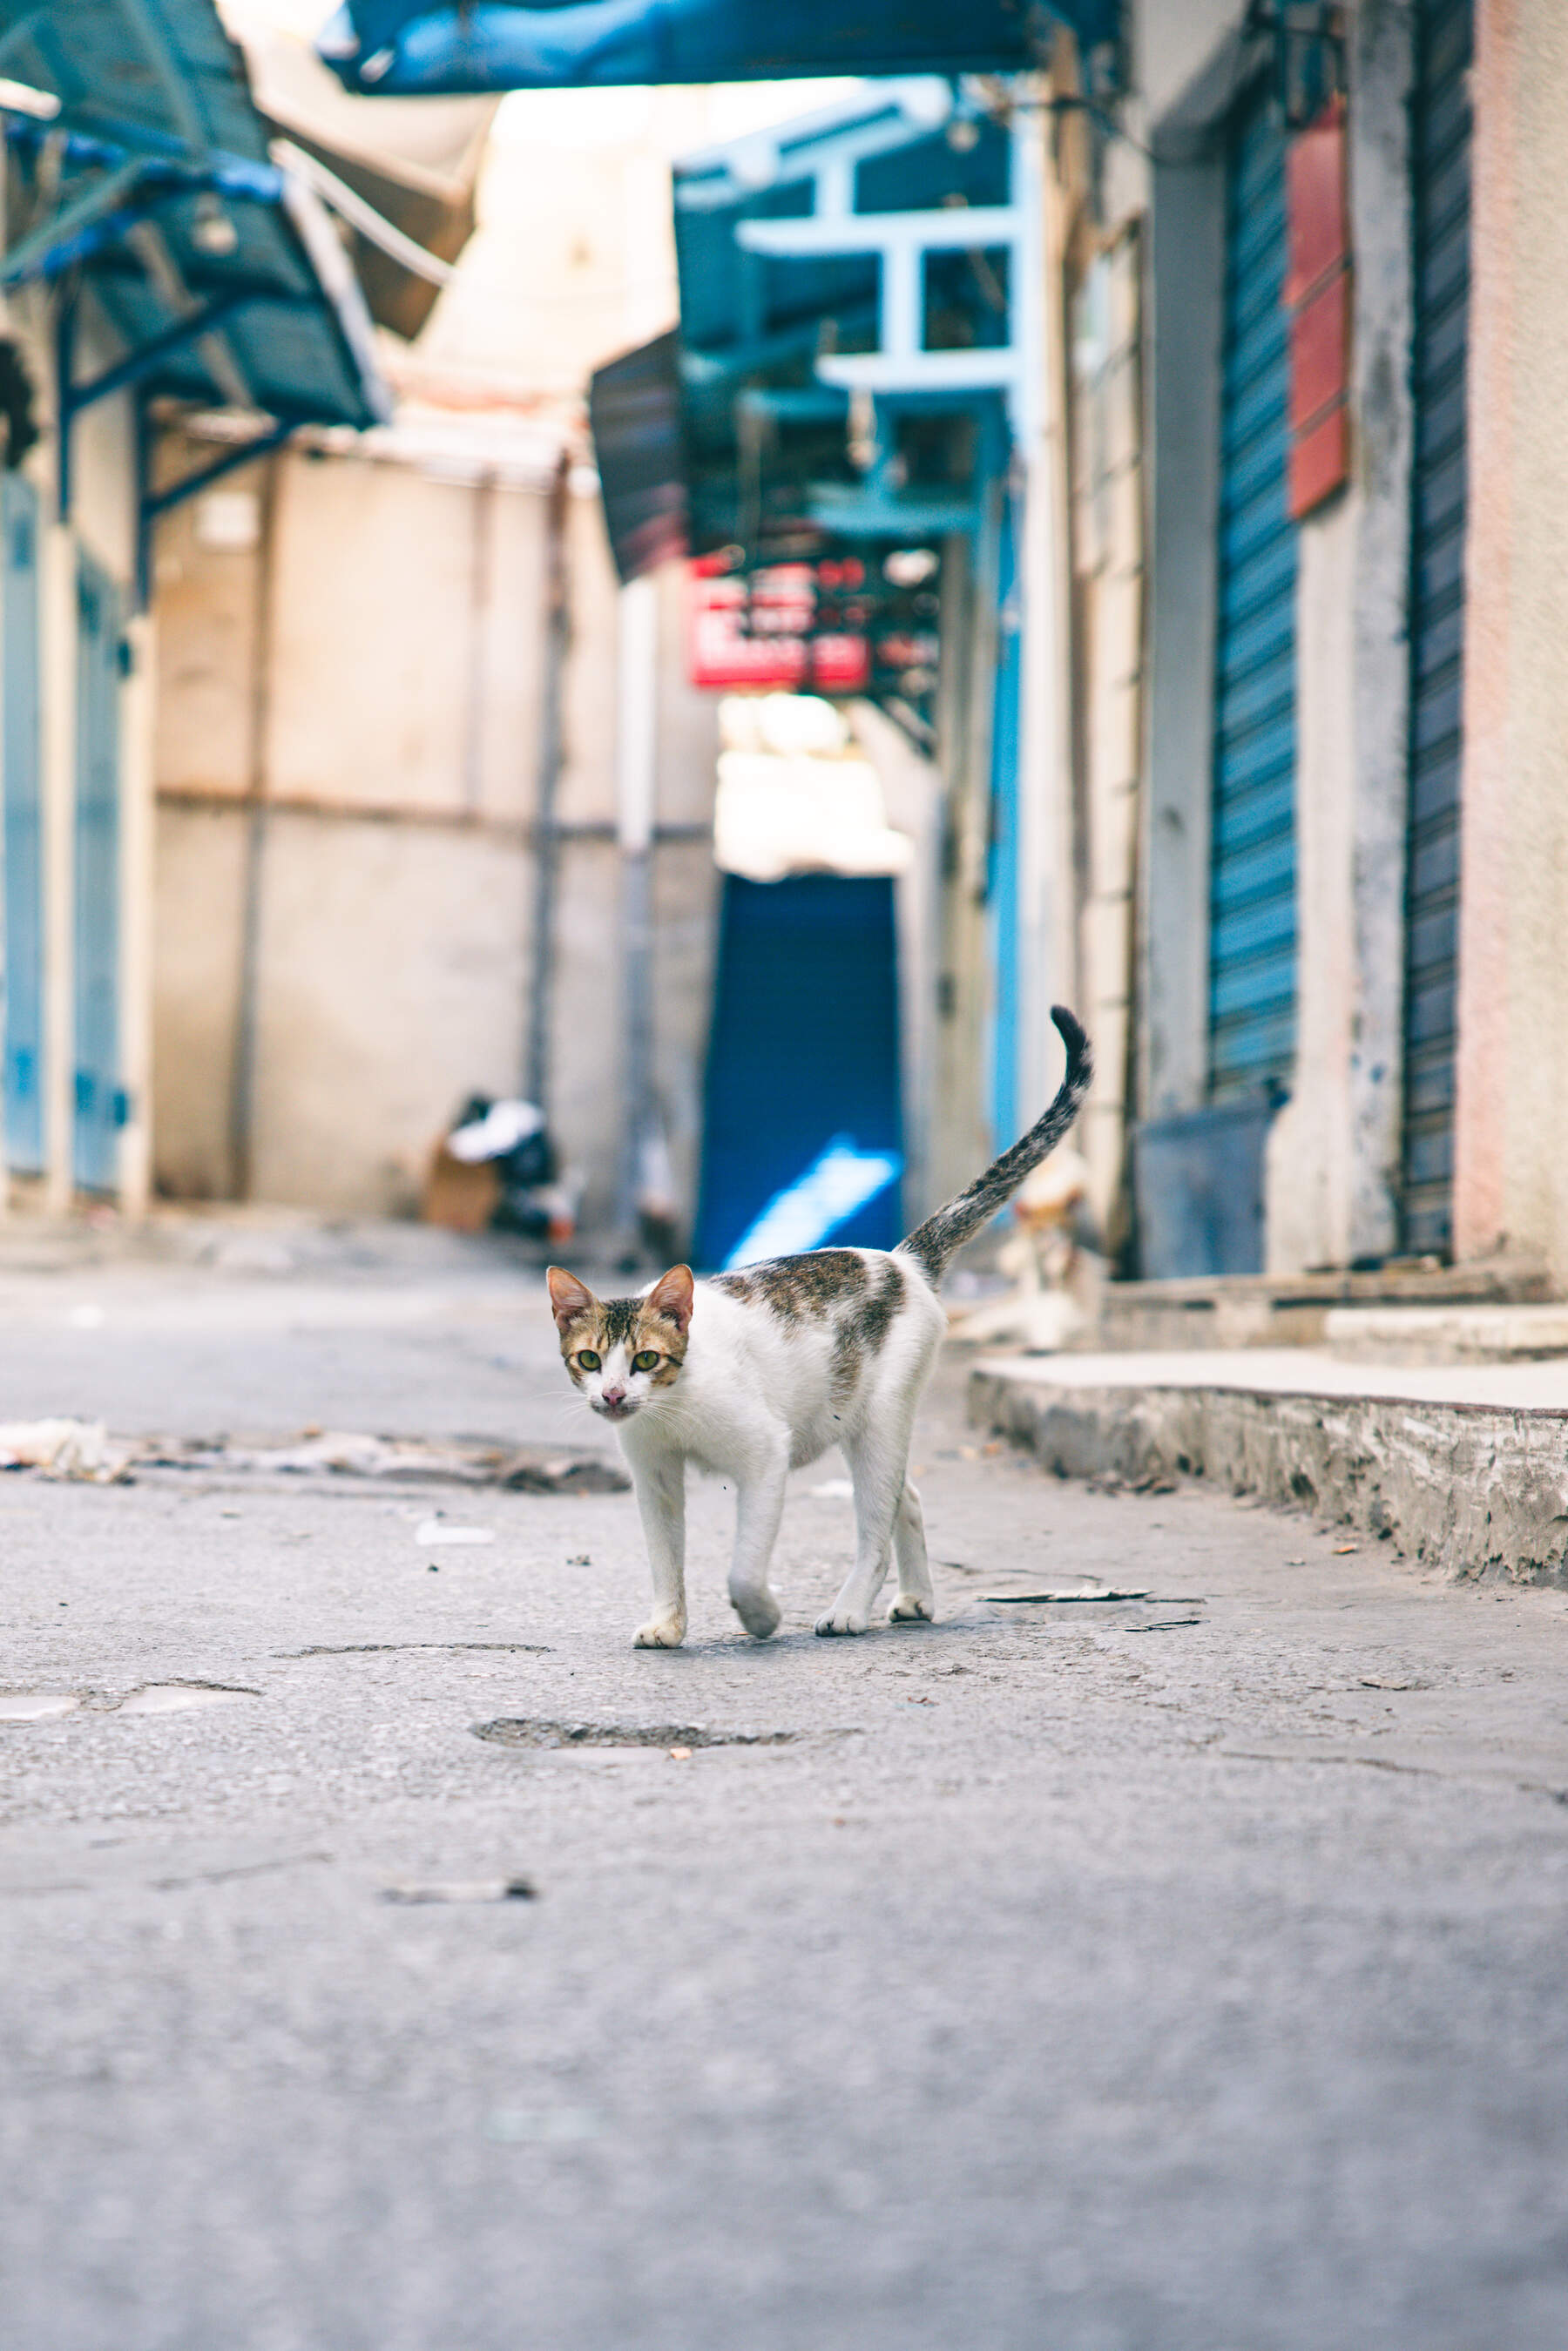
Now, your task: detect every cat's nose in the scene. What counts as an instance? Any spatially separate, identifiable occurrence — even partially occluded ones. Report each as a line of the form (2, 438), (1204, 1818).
(603, 1385), (626, 1407)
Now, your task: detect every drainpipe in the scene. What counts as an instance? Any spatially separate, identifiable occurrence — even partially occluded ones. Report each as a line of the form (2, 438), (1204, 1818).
(227, 449), (280, 1200)
(524, 451), (569, 1115)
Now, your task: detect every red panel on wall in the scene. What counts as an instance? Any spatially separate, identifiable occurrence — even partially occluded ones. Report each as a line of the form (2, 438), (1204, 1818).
(1289, 402), (1349, 521)
(1285, 98), (1351, 519)
(1288, 271), (1350, 433)
(1284, 96), (1348, 305)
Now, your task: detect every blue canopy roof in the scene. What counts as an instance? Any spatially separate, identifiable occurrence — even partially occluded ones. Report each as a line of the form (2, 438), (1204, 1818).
(318, 0), (1120, 98)
(0, 0), (388, 429)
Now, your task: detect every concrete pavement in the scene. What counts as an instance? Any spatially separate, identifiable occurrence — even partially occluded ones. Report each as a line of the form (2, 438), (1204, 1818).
(3, 1226), (1568, 2349)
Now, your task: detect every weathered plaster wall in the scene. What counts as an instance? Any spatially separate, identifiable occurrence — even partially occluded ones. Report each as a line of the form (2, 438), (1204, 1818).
(152, 441), (719, 1228)
(1453, 0), (1568, 1281)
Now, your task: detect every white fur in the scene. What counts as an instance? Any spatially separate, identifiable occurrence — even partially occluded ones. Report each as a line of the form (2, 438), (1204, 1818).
(583, 1250), (947, 1646)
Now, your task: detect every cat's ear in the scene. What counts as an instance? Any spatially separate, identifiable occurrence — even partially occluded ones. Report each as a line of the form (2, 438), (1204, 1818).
(646, 1264), (695, 1334)
(546, 1266), (597, 1330)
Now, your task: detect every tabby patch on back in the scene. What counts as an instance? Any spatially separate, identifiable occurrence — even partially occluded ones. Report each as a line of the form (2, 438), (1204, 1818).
(547, 1004), (1092, 1648)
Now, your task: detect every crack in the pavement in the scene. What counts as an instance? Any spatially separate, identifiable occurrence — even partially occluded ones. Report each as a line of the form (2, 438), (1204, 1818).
(1220, 1748), (1568, 1805)
(473, 1719), (801, 1751)
(280, 1642), (552, 1658)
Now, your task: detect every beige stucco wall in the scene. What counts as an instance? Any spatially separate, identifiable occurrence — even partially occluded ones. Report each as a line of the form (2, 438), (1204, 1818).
(152, 437), (719, 1228)
(1452, 0), (1568, 1281)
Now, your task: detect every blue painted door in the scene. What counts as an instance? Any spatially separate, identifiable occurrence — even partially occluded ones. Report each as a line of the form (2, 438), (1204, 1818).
(694, 874), (903, 1269)
(73, 552), (123, 1194)
(1209, 86), (1299, 1098)
(1402, 0), (1472, 1257)
(3, 472), (44, 1172)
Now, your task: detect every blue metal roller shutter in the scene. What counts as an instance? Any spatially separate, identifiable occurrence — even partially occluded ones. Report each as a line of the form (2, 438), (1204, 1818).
(1402, 0), (1472, 1257)
(1209, 88), (1299, 1100)
(2, 473), (44, 1172)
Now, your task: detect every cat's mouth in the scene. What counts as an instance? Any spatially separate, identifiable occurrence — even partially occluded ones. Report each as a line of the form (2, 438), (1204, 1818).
(592, 1398), (636, 1422)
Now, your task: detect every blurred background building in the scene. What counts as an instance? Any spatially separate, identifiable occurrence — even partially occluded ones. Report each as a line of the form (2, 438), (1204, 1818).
(2, 0), (1566, 1300)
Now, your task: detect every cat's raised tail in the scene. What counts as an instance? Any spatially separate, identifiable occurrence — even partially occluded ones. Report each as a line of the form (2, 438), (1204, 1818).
(899, 1004), (1093, 1286)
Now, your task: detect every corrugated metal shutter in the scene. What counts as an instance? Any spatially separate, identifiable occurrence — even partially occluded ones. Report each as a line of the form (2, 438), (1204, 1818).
(2, 473), (44, 1173)
(73, 553), (124, 1196)
(1402, 0), (1472, 1256)
(1209, 87), (1299, 1099)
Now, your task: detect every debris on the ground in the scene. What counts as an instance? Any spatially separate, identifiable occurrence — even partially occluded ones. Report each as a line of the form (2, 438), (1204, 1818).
(668, 1746), (693, 1760)
(39, 1429), (632, 1495)
(0, 1419), (136, 1483)
(414, 1518), (495, 1546)
(567, 1553), (591, 1566)
(983, 1587), (1154, 1604)
(381, 1878), (536, 1904)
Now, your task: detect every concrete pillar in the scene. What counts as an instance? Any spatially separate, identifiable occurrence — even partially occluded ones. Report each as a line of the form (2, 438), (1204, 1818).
(1452, 0), (1568, 1279)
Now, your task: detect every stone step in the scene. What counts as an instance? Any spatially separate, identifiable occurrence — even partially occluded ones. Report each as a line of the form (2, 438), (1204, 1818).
(1324, 1302), (1568, 1364)
(969, 1348), (1568, 1587)
(1090, 1260), (1553, 1353)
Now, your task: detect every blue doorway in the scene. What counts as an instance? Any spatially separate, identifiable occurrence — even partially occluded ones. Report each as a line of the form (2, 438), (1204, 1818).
(694, 874), (903, 1269)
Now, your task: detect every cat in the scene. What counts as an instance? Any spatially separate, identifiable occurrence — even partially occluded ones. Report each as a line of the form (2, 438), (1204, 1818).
(547, 1004), (1092, 1648)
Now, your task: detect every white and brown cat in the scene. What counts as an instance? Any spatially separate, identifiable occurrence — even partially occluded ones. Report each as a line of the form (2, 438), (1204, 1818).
(547, 1005), (1092, 1647)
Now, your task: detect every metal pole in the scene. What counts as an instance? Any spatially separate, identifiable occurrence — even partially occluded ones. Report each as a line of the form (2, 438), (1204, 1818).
(524, 452), (570, 1114)
(614, 571), (659, 1249)
(227, 448), (280, 1200)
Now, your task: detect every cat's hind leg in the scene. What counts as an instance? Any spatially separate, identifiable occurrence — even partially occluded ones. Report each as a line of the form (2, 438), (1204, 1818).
(815, 1429), (905, 1637)
(888, 1479), (935, 1624)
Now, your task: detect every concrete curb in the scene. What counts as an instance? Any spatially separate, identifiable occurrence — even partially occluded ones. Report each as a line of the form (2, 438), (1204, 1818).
(968, 1368), (1568, 1587)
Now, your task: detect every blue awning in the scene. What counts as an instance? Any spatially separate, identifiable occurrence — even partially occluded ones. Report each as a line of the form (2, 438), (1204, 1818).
(318, 0), (1120, 98)
(0, 0), (389, 430)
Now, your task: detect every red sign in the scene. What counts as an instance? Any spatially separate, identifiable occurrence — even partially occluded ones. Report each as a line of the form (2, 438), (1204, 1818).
(687, 558), (871, 693)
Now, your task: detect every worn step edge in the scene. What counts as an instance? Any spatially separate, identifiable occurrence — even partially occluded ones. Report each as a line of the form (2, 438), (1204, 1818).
(967, 1369), (1568, 1588)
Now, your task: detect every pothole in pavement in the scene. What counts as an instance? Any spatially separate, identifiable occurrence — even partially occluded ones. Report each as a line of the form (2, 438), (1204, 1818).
(472, 1719), (800, 1751)
(0, 1682), (259, 1724)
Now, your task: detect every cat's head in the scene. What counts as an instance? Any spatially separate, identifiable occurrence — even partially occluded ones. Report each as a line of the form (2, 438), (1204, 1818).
(545, 1264), (694, 1423)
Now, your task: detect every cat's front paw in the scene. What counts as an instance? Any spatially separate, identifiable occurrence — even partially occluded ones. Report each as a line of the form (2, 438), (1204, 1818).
(814, 1609), (869, 1638)
(633, 1612), (686, 1649)
(889, 1594), (935, 1624)
(730, 1586), (781, 1639)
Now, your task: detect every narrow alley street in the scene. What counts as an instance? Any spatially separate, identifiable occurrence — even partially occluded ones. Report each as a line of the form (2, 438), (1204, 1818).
(3, 1227), (1567, 2350)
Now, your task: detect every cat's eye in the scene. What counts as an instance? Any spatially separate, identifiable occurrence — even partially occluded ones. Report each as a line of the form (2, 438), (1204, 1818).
(632, 1349), (659, 1374)
(576, 1349), (601, 1371)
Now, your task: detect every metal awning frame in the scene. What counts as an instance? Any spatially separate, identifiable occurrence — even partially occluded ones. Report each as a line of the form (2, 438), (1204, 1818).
(4, 111), (383, 605)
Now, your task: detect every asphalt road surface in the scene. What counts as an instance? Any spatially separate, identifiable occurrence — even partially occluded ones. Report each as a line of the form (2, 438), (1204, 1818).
(3, 1228), (1568, 2349)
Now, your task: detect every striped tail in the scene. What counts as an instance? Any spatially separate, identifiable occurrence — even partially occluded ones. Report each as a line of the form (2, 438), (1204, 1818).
(899, 1006), (1093, 1285)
